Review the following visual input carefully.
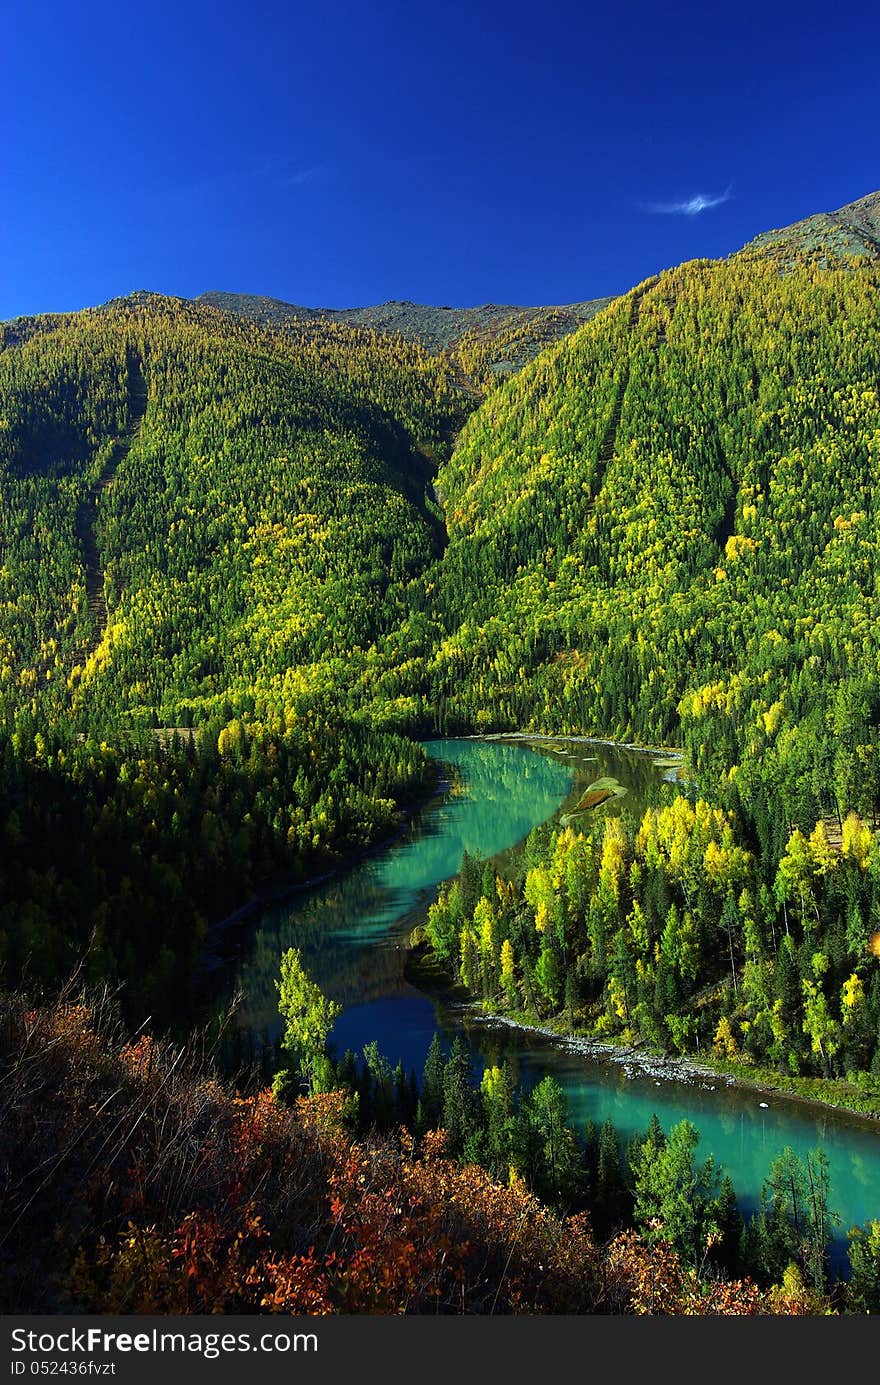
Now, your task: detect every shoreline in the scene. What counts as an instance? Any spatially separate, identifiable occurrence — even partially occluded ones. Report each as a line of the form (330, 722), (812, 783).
(459, 1006), (732, 1086)
(196, 763), (449, 981)
(408, 939), (880, 1130)
(452, 1003), (880, 1129)
(435, 737), (880, 1126)
(466, 730), (685, 757)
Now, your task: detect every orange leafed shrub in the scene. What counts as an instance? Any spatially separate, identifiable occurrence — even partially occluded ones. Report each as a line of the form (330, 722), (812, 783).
(604, 1232), (768, 1315)
(0, 990), (793, 1315)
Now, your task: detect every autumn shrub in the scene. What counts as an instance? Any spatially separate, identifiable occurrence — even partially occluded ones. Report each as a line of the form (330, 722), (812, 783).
(1, 986), (795, 1315)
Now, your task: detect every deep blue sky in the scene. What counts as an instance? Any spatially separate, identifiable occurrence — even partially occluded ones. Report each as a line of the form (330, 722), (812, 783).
(3, 0), (879, 320)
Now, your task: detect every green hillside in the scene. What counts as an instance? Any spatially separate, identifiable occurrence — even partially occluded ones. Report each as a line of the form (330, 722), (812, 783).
(0, 292), (457, 733)
(0, 293), (454, 1017)
(397, 221), (880, 1091)
(421, 250), (880, 787)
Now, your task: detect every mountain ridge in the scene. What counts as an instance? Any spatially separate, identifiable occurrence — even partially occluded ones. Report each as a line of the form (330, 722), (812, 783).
(194, 290), (612, 350)
(194, 188), (879, 376)
(195, 190), (880, 324)
(740, 189), (880, 262)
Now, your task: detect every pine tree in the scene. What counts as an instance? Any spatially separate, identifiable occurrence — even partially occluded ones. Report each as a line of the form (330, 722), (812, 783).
(442, 1036), (479, 1154)
(597, 1118), (628, 1231)
(417, 1032), (445, 1132)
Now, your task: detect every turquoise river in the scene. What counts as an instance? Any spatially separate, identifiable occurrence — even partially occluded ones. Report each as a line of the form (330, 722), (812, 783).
(226, 737), (880, 1251)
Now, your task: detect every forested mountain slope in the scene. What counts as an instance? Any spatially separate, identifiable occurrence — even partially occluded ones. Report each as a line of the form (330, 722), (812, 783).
(7, 192), (879, 750)
(0, 292), (458, 733)
(422, 249), (880, 818)
(407, 219), (880, 1094)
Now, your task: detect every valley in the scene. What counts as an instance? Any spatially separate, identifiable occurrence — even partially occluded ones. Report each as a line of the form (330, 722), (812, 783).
(3, 189), (880, 1314)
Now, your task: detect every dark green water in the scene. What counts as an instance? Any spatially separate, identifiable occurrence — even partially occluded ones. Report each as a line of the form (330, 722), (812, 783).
(229, 737), (880, 1244)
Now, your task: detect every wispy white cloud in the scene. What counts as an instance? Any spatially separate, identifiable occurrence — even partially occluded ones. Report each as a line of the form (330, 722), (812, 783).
(279, 166), (324, 189)
(162, 158), (328, 211)
(644, 187), (732, 216)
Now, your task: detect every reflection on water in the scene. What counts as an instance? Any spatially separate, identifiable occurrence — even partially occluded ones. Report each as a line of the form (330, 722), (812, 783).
(231, 739), (575, 1038)
(228, 736), (880, 1244)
